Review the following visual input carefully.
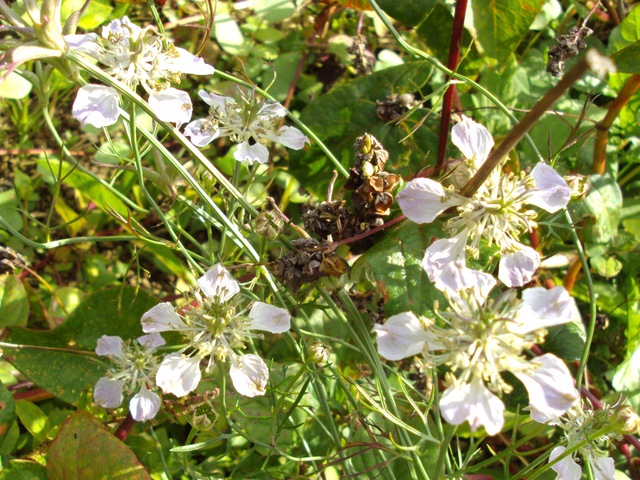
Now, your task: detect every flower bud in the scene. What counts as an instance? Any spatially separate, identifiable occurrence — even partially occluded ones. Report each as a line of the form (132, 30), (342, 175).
(612, 404), (640, 435)
(310, 343), (330, 364)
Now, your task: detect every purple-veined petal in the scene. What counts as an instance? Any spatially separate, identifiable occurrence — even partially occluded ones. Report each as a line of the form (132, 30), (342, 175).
(440, 376), (505, 436)
(198, 90), (234, 110)
(264, 126), (309, 150)
(230, 354), (269, 397)
(528, 163), (572, 213)
(248, 302), (291, 334)
(549, 446), (582, 480)
(234, 141), (269, 164)
(514, 286), (580, 334)
(397, 178), (458, 224)
(184, 118), (220, 147)
(148, 88), (192, 125)
(155, 354), (201, 397)
(137, 332), (166, 352)
(94, 377), (125, 408)
(96, 335), (124, 357)
(64, 33), (100, 58)
(451, 116), (494, 167)
(129, 385), (161, 422)
(72, 84), (120, 128)
(373, 312), (429, 361)
(141, 302), (186, 333)
(197, 264), (240, 303)
(586, 451), (615, 480)
(498, 244), (540, 287)
(172, 47), (215, 75)
(422, 232), (468, 289)
(514, 354), (579, 420)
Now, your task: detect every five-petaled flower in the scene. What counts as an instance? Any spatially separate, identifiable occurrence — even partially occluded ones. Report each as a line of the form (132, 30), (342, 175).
(141, 264), (291, 398)
(184, 89), (309, 164)
(71, 16), (214, 128)
(94, 333), (165, 421)
(374, 274), (580, 436)
(397, 116), (572, 289)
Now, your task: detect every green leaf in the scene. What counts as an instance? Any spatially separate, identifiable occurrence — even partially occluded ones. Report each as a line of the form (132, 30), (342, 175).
(569, 174), (622, 244)
(14, 401), (49, 443)
(289, 61), (437, 198)
(46, 411), (151, 480)
(375, 0), (435, 27)
(0, 459), (47, 480)
(472, 0), (546, 62)
(0, 276), (29, 328)
(609, 5), (640, 73)
(352, 222), (444, 317)
(612, 345), (640, 411)
(543, 322), (586, 362)
(591, 255), (623, 278)
(5, 286), (158, 405)
(0, 381), (15, 443)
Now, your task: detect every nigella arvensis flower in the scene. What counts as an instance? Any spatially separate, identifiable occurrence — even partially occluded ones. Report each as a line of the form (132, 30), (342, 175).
(184, 89), (309, 164)
(397, 116), (572, 289)
(374, 275), (580, 435)
(141, 264), (291, 398)
(94, 333), (165, 421)
(71, 16), (214, 128)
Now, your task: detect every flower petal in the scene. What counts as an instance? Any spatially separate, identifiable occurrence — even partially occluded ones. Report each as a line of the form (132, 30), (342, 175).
(397, 178), (458, 224)
(451, 116), (494, 167)
(172, 47), (215, 75)
(197, 264), (240, 304)
(148, 88), (192, 125)
(198, 90), (233, 110)
(528, 163), (572, 213)
(373, 312), (428, 361)
(549, 446), (582, 480)
(514, 354), (579, 420)
(155, 354), (201, 397)
(136, 332), (166, 352)
(248, 302), (291, 333)
(72, 84), (120, 128)
(422, 232), (468, 290)
(265, 126), (309, 150)
(234, 141), (269, 164)
(96, 335), (123, 357)
(514, 286), (580, 334)
(141, 302), (186, 333)
(230, 354), (269, 397)
(587, 451), (616, 480)
(184, 118), (219, 147)
(498, 244), (540, 287)
(94, 377), (125, 408)
(129, 385), (161, 422)
(64, 33), (101, 58)
(440, 376), (505, 436)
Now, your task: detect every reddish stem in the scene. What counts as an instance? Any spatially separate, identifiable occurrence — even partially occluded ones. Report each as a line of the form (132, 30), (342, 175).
(114, 413), (136, 441)
(435, 0), (469, 175)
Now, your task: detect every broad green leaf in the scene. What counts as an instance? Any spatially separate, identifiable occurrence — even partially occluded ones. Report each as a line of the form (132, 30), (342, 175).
(352, 222), (444, 317)
(289, 61), (437, 198)
(591, 255), (623, 278)
(60, 0), (112, 30)
(5, 287), (158, 405)
(253, 0), (295, 23)
(0, 459), (47, 480)
(0, 381), (15, 443)
(47, 411), (151, 480)
(261, 51), (304, 102)
(14, 401), (49, 443)
(213, 3), (247, 56)
(0, 276), (29, 328)
(36, 158), (128, 216)
(472, 0), (546, 62)
(375, 0), (435, 27)
(0, 190), (24, 232)
(609, 5), (640, 73)
(613, 345), (640, 411)
(0, 72), (32, 100)
(569, 174), (622, 244)
(543, 322), (587, 362)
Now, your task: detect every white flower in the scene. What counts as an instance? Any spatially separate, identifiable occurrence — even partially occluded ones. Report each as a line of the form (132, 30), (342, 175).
(373, 284), (579, 435)
(93, 333), (165, 421)
(544, 401), (619, 480)
(71, 16), (214, 128)
(184, 89), (309, 164)
(397, 116), (572, 289)
(143, 264), (291, 397)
